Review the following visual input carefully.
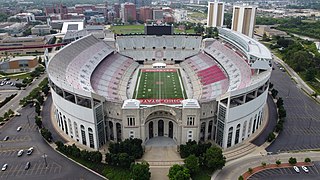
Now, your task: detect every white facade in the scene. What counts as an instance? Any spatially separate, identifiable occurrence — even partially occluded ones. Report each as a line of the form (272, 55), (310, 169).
(207, 2), (225, 27)
(48, 31), (272, 150)
(231, 5), (257, 38)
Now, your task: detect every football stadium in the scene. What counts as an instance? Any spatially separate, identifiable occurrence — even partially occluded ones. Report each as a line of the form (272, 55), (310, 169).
(47, 27), (272, 150)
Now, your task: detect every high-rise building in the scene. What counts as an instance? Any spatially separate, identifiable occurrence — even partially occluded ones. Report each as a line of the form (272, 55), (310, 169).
(139, 6), (153, 22)
(114, 3), (120, 18)
(231, 5), (257, 37)
(120, 2), (136, 23)
(207, 2), (224, 27)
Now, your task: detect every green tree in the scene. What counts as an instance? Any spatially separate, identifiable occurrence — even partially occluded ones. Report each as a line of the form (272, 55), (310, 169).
(36, 95), (44, 105)
(41, 128), (52, 142)
(35, 116), (42, 128)
(204, 146), (226, 170)
(305, 158), (311, 163)
(184, 154), (199, 175)
(276, 98), (284, 107)
(271, 89), (278, 98)
(267, 132), (275, 142)
(305, 68), (316, 81)
(248, 167), (253, 174)
(238, 175), (244, 180)
(276, 160), (281, 166)
(288, 157), (297, 165)
(130, 161), (151, 180)
(261, 162), (267, 167)
(35, 103), (41, 115)
(168, 164), (190, 180)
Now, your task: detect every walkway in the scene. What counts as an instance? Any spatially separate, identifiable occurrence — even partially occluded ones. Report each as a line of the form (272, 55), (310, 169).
(140, 137), (183, 180)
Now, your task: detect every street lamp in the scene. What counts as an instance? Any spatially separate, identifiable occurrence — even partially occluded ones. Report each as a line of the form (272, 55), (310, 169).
(42, 153), (48, 168)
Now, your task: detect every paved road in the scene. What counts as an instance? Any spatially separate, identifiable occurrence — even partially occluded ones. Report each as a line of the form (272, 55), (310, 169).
(251, 95), (278, 146)
(249, 162), (320, 180)
(213, 151), (320, 180)
(0, 75), (47, 117)
(266, 62), (320, 152)
(41, 94), (66, 143)
(0, 106), (104, 180)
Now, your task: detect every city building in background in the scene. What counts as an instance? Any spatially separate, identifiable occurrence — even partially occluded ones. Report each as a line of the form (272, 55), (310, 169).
(207, 2), (224, 27)
(231, 5), (257, 38)
(139, 6), (153, 22)
(120, 2), (136, 23)
(31, 25), (52, 36)
(0, 36), (47, 55)
(0, 56), (38, 73)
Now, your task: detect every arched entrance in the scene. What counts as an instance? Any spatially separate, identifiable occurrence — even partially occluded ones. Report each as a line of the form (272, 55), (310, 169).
(149, 122), (153, 138)
(144, 110), (179, 145)
(169, 121), (173, 138)
(158, 120), (164, 136)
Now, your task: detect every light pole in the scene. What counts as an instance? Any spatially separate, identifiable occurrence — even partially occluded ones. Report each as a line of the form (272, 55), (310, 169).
(42, 153), (48, 168)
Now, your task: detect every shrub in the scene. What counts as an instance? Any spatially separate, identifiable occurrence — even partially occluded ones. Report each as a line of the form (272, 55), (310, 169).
(238, 175), (244, 180)
(261, 162), (267, 167)
(130, 161), (151, 180)
(276, 160), (281, 166)
(288, 157), (297, 165)
(248, 168), (253, 174)
(184, 155), (199, 175)
(267, 132), (275, 142)
(168, 164), (190, 180)
(305, 158), (311, 163)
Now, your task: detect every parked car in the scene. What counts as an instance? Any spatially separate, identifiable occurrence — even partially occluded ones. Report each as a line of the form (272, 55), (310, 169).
(24, 162), (30, 170)
(17, 150), (24, 157)
(17, 126), (22, 132)
(293, 166), (300, 173)
(302, 166), (309, 173)
(3, 136), (9, 141)
(1, 164), (8, 171)
(27, 147), (34, 155)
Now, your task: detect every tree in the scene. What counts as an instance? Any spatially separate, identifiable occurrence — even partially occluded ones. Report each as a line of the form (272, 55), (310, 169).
(36, 95), (44, 105)
(305, 158), (311, 163)
(35, 103), (41, 115)
(278, 106), (286, 118)
(276, 98), (284, 107)
(288, 157), (297, 165)
(261, 162), (267, 167)
(276, 160), (281, 166)
(168, 164), (190, 180)
(248, 168), (253, 174)
(204, 146), (226, 170)
(305, 68), (316, 81)
(267, 132), (275, 142)
(35, 116), (42, 128)
(41, 128), (52, 142)
(238, 175), (244, 180)
(130, 161), (151, 180)
(271, 89), (278, 98)
(184, 154), (199, 175)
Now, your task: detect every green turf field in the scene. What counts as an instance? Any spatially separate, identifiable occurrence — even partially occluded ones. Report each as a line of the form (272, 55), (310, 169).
(134, 69), (187, 99)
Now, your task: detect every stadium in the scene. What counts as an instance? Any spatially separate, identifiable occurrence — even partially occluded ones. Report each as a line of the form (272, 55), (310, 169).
(47, 27), (272, 150)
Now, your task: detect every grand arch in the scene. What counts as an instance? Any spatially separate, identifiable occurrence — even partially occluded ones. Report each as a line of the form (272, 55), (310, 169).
(144, 111), (179, 144)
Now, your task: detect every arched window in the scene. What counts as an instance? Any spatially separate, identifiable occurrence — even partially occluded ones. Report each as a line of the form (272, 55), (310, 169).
(80, 125), (86, 145)
(242, 121), (247, 140)
(68, 119), (73, 136)
(248, 118), (252, 136)
(227, 127), (233, 148)
(74, 122), (79, 138)
(235, 124), (241, 144)
(63, 115), (68, 135)
(88, 127), (94, 149)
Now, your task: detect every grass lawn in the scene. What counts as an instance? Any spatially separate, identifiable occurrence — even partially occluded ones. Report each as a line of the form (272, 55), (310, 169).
(110, 25), (144, 34)
(134, 69), (186, 99)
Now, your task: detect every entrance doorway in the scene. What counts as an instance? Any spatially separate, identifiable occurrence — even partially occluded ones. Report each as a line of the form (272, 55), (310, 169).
(149, 122), (153, 138)
(158, 120), (164, 136)
(169, 121), (173, 138)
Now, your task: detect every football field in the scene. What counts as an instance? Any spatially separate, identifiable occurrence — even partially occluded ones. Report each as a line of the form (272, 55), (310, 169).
(134, 69), (186, 103)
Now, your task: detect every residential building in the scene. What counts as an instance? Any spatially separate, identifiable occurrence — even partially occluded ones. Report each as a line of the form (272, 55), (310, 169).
(207, 2), (224, 27)
(139, 6), (152, 22)
(231, 5), (257, 37)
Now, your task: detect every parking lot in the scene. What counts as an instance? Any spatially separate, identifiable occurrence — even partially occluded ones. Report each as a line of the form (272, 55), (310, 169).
(249, 162), (320, 180)
(266, 62), (320, 152)
(0, 103), (104, 179)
